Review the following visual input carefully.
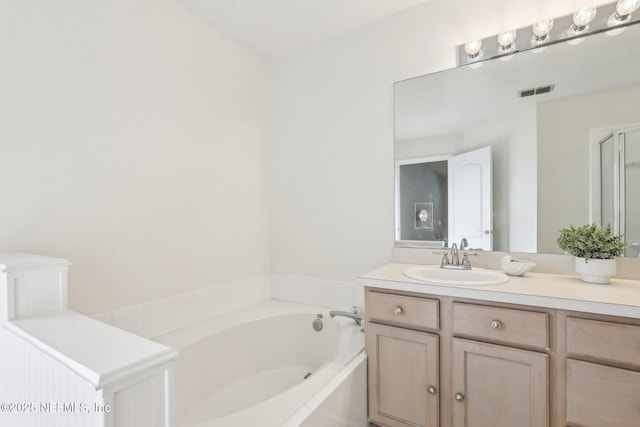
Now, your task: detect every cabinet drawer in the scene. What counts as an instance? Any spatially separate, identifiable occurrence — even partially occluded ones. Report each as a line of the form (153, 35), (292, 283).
(452, 303), (549, 349)
(366, 291), (439, 330)
(567, 317), (640, 368)
(567, 359), (640, 427)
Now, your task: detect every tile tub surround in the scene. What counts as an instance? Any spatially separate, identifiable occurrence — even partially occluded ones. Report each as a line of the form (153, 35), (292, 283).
(270, 275), (364, 312)
(94, 276), (271, 339)
(360, 262), (640, 318)
(96, 275), (364, 338)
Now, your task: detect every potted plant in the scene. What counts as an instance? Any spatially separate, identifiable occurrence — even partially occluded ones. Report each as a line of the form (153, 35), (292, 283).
(556, 224), (626, 284)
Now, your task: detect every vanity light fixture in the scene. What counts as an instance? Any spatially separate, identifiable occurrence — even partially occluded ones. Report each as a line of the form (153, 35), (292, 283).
(531, 19), (554, 46)
(457, 1), (640, 67)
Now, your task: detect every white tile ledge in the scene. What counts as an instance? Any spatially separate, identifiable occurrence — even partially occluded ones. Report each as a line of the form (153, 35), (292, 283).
(5, 310), (177, 388)
(359, 263), (640, 319)
(0, 251), (71, 273)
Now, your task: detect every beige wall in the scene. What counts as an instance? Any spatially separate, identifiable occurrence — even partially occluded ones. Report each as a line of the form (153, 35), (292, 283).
(537, 84), (640, 253)
(0, 0), (270, 314)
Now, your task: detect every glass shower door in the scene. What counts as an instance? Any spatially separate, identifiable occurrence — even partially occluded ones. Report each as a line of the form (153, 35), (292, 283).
(595, 126), (640, 257)
(624, 128), (640, 257)
(599, 134), (616, 231)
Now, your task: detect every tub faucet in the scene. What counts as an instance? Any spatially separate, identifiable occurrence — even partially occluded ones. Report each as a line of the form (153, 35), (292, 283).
(330, 308), (364, 326)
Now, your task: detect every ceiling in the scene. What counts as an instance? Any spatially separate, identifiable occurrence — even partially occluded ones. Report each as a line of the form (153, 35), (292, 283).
(179, 0), (429, 59)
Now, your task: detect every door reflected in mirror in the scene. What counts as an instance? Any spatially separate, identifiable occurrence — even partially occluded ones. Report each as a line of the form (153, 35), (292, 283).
(396, 147), (493, 250)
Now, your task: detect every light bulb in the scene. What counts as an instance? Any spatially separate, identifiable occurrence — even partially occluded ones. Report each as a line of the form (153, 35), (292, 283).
(608, 0), (640, 27)
(464, 40), (482, 60)
(497, 30), (517, 53)
(533, 19), (554, 37)
(572, 6), (597, 32)
(616, 0), (640, 16)
(531, 19), (554, 45)
(498, 30), (516, 46)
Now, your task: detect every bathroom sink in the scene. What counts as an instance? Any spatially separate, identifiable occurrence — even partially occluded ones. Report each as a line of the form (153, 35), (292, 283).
(403, 266), (509, 286)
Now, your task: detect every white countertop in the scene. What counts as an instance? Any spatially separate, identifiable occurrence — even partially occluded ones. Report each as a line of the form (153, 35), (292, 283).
(359, 263), (640, 318)
(6, 311), (177, 388)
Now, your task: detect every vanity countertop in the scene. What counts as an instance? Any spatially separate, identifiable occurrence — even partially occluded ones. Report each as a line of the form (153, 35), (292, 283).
(359, 263), (640, 318)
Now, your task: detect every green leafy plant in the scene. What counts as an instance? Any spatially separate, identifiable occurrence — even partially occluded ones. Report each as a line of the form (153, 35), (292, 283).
(556, 224), (625, 262)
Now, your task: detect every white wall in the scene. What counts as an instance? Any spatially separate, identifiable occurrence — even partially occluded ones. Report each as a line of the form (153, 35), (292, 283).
(0, 0), (270, 314)
(268, 0), (605, 281)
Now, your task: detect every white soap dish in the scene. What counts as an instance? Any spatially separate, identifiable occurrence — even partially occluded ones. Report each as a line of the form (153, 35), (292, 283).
(501, 255), (536, 276)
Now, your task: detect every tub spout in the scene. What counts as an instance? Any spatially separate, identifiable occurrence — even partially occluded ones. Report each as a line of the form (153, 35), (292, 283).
(329, 310), (364, 326)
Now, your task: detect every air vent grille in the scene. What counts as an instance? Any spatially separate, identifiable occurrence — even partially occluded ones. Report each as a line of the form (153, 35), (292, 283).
(518, 84), (555, 98)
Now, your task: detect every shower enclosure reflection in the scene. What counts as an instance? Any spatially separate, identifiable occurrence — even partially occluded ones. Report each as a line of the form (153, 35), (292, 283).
(593, 126), (640, 257)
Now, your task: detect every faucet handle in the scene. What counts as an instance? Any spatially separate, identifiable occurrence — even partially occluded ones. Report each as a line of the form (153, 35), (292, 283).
(461, 251), (479, 269)
(462, 253), (471, 267)
(440, 253), (450, 267)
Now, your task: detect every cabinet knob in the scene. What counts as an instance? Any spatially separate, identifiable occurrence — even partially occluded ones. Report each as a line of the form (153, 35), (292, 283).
(490, 320), (502, 329)
(455, 393), (465, 402)
(427, 385), (437, 395)
(393, 306), (403, 315)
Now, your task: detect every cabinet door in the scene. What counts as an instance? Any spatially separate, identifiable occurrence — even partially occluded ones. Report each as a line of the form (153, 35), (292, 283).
(566, 359), (640, 427)
(366, 322), (439, 427)
(452, 338), (548, 427)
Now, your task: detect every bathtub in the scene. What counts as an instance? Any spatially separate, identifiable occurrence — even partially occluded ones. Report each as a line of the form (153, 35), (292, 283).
(155, 299), (366, 427)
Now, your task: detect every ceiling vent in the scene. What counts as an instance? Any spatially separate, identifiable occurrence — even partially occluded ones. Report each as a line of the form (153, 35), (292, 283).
(518, 84), (555, 98)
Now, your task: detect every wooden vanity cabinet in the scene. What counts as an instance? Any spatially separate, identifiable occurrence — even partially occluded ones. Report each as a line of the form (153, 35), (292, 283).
(365, 291), (440, 427)
(365, 287), (640, 427)
(365, 288), (551, 427)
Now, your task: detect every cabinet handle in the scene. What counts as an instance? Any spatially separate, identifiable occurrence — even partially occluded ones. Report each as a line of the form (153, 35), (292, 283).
(490, 320), (502, 329)
(427, 385), (437, 395)
(455, 393), (465, 402)
(393, 306), (403, 315)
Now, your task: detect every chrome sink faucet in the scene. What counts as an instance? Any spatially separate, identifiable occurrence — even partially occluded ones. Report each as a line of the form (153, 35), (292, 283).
(438, 238), (474, 270)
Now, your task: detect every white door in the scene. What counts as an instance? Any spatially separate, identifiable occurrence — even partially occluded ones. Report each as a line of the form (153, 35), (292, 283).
(448, 146), (492, 250)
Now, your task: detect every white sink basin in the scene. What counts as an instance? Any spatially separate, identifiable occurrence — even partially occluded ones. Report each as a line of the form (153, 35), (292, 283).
(404, 265), (509, 286)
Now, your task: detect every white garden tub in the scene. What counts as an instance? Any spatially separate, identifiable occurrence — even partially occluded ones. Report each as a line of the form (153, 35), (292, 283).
(155, 299), (365, 427)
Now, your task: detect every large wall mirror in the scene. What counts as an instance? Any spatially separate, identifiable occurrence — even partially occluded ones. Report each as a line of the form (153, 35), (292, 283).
(395, 23), (640, 256)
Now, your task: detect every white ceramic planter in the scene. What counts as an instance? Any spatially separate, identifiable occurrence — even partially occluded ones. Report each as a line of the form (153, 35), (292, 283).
(575, 257), (617, 284)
